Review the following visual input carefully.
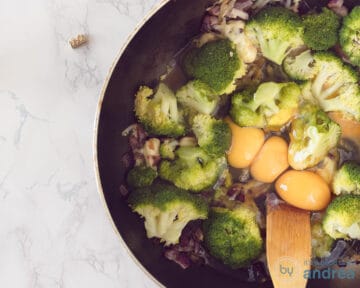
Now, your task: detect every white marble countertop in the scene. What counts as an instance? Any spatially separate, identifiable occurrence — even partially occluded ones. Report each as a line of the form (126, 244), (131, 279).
(0, 0), (161, 287)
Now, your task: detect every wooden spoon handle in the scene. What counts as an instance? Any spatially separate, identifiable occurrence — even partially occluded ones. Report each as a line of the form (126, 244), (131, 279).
(267, 201), (311, 288)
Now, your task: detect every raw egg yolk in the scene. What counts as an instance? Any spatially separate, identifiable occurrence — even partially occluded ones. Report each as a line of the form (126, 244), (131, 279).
(275, 170), (331, 211)
(250, 136), (289, 183)
(225, 117), (265, 168)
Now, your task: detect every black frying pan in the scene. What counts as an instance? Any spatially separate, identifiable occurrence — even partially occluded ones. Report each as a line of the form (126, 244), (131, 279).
(94, 0), (360, 287)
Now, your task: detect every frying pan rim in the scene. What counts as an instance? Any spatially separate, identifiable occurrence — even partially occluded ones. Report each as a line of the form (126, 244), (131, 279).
(93, 1), (358, 287)
(93, 1), (170, 287)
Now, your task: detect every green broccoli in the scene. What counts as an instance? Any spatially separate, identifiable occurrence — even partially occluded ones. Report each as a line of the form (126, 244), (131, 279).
(340, 6), (360, 67)
(323, 194), (360, 240)
(288, 103), (341, 170)
(203, 206), (263, 268)
(230, 89), (265, 128)
(178, 136), (197, 147)
(159, 147), (227, 192)
(311, 213), (334, 259)
(176, 80), (219, 115)
(302, 8), (340, 51)
(294, 52), (360, 117)
(183, 39), (246, 95)
(302, 52), (360, 121)
(128, 183), (208, 245)
(159, 139), (179, 160)
(126, 166), (158, 188)
(192, 114), (232, 157)
(332, 162), (360, 195)
(134, 83), (186, 137)
(245, 6), (304, 65)
(300, 81), (317, 104)
(283, 50), (317, 81)
(311, 221), (334, 258)
(230, 82), (301, 129)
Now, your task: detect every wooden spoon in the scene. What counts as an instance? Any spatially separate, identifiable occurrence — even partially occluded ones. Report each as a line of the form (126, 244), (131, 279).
(266, 197), (311, 288)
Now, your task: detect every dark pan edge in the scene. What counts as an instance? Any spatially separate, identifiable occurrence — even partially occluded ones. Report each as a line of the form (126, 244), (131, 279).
(93, 1), (170, 287)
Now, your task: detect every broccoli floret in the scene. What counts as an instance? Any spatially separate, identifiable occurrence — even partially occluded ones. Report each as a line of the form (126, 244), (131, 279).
(300, 81), (317, 103)
(308, 52), (360, 120)
(230, 89), (266, 128)
(134, 84), (186, 137)
(178, 136), (197, 147)
(183, 39), (246, 94)
(245, 6), (304, 65)
(216, 20), (258, 64)
(128, 183), (208, 245)
(283, 50), (317, 81)
(230, 82), (301, 129)
(311, 222), (334, 258)
(159, 147), (227, 192)
(159, 139), (179, 160)
(323, 194), (360, 240)
(340, 6), (360, 67)
(302, 8), (340, 51)
(126, 166), (158, 188)
(333, 162), (360, 195)
(288, 103), (341, 170)
(176, 80), (219, 115)
(203, 206), (263, 268)
(192, 114), (232, 157)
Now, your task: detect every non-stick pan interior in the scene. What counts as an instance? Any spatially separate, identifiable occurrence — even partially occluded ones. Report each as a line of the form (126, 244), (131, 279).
(96, 0), (359, 287)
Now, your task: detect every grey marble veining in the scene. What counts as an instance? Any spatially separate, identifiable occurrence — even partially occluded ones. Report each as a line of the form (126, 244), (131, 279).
(0, 0), (161, 287)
